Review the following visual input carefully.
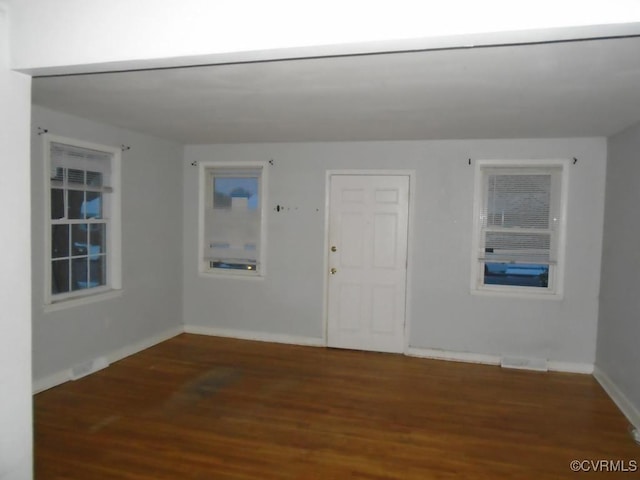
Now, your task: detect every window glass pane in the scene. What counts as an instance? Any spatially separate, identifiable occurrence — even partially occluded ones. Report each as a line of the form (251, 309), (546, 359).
(89, 255), (107, 287)
(51, 225), (69, 258)
(71, 257), (89, 291)
(49, 141), (115, 298)
(72, 224), (89, 256)
(51, 167), (64, 182)
(210, 261), (257, 271)
(52, 259), (70, 294)
(68, 190), (85, 219)
(68, 169), (85, 185)
(484, 262), (549, 288)
(86, 171), (103, 187)
(214, 177), (259, 210)
(89, 224), (106, 254)
(51, 189), (65, 219)
(84, 192), (103, 219)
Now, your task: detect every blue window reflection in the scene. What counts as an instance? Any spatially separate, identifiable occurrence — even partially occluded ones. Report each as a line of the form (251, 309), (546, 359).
(484, 263), (549, 288)
(214, 177), (259, 210)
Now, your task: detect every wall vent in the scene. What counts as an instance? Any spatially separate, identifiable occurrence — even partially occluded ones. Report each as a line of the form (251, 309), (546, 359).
(69, 357), (109, 380)
(501, 356), (548, 372)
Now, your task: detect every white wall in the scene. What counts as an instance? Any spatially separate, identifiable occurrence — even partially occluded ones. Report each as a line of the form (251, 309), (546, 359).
(596, 122), (640, 427)
(0, 3), (33, 479)
(9, 1), (640, 75)
(183, 138), (606, 366)
(31, 106), (183, 388)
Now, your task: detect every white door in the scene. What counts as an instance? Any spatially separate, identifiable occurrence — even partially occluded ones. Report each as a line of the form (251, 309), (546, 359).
(327, 174), (410, 353)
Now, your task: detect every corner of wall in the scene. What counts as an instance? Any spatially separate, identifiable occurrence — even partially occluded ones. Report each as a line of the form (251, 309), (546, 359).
(594, 366), (640, 430)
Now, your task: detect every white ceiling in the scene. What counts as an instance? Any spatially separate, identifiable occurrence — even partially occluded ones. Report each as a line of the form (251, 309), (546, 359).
(32, 35), (640, 144)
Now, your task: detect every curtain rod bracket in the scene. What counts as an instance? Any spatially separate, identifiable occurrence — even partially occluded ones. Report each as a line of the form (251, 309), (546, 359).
(573, 157), (578, 165)
(37, 127), (49, 136)
(121, 145), (131, 152)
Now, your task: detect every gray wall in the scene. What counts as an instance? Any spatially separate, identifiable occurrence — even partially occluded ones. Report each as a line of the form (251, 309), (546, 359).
(31, 106), (183, 385)
(596, 121), (640, 421)
(183, 138), (606, 366)
(0, 4), (33, 478)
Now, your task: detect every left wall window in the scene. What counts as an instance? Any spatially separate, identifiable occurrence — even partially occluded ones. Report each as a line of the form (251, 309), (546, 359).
(45, 135), (121, 304)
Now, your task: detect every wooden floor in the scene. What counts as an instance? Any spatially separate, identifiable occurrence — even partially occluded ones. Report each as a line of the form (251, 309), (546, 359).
(35, 334), (638, 479)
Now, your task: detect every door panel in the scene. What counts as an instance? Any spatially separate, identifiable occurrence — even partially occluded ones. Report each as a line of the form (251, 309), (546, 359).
(373, 213), (398, 267)
(338, 283), (362, 332)
(340, 212), (365, 268)
(372, 285), (396, 333)
(327, 174), (409, 353)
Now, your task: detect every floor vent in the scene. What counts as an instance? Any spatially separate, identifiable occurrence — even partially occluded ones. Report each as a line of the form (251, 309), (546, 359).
(70, 357), (109, 380)
(501, 356), (548, 372)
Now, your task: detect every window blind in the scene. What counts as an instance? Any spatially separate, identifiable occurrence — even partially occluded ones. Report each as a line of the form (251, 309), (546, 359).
(50, 142), (113, 192)
(480, 169), (559, 265)
(203, 168), (261, 267)
(204, 209), (260, 264)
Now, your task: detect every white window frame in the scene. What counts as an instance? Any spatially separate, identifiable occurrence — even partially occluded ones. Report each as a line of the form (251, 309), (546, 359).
(198, 161), (268, 278)
(470, 159), (569, 299)
(43, 134), (122, 308)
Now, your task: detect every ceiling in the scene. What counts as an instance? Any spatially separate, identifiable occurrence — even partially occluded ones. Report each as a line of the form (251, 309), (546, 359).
(32, 35), (640, 144)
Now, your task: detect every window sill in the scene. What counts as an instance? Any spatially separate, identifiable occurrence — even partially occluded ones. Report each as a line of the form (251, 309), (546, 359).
(198, 270), (264, 280)
(471, 288), (563, 301)
(44, 288), (123, 313)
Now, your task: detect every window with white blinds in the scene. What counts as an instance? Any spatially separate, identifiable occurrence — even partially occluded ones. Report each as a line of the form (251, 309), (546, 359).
(50, 142), (113, 193)
(472, 161), (566, 295)
(45, 136), (121, 304)
(200, 163), (266, 275)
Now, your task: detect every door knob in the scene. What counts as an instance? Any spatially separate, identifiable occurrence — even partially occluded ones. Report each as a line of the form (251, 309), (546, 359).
(330, 268), (337, 275)
(331, 246), (337, 252)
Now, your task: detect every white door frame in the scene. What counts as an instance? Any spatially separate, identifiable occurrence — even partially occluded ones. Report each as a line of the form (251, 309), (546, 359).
(322, 169), (416, 353)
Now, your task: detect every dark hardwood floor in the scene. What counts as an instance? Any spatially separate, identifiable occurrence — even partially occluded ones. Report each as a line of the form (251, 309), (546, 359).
(34, 334), (638, 479)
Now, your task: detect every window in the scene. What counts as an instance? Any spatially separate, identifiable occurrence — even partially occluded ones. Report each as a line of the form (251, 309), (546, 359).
(471, 160), (567, 296)
(199, 162), (266, 276)
(45, 135), (121, 304)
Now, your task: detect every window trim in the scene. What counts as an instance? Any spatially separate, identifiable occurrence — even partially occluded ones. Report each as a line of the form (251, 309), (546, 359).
(43, 134), (122, 306)
(470, 159), (569, 299)
(197, 160), (268, 278)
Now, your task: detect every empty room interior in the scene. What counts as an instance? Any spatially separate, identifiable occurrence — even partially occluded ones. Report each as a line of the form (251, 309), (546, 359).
(2, 1), (640, 478)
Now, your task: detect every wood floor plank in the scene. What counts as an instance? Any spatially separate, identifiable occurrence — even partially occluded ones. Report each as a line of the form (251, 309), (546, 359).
(34, 334), (638, 479)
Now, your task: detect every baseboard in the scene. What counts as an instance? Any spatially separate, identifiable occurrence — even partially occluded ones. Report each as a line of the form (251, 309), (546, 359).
(184, 324), (325, 347)
(32, 325), (183, 394)
(547, 361), (594, 374)
(105, 325), (183, 365)
(405, 347), (501, 366)
(501, 356), (548, 372)
(33, 369), (72, 394)
(406, 347), (594, 374)
(593, 366), (640, 431)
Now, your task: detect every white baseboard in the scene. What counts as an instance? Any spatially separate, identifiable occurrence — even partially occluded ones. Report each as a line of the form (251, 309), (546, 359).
(105, 325), (183, 365)
(33, 369), (72, 394)
(501, 356), (549, 372)
(594, 366), (640, 431)
(547, 360), (594, 374)
(32, 325), (183, 394)
(184, 324), (325, 347)
(406, 347), (594, 374)
(405, 347), (501, 366)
